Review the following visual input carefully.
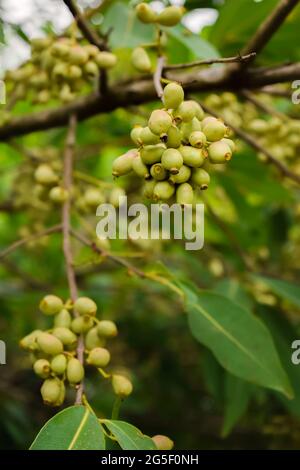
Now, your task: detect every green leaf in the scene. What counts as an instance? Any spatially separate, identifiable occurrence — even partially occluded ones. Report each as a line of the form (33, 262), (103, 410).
(103, 420), (156, 450)
(30, 406), (105, 450)
(221, 374), (252, 437)
(213, 279), (253, 311)
(166, 24), (220, 60)
(182, 284), (293, 398)
(252, 276), (300, 309)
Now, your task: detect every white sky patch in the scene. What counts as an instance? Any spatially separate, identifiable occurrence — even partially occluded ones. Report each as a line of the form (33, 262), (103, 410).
(183, 9), (219, 34)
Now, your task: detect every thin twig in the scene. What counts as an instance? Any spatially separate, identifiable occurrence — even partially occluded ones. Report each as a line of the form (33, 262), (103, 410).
(199, 101), (300, 186)
(241, 0), (300, 57)
(61, 113), (84, 405)
(240, 89), (288, 120)
(153, 56), (166, 99)
(0, 224), (62, 259)
(164, 53), (257, 71)
(258, 85), (291, 98)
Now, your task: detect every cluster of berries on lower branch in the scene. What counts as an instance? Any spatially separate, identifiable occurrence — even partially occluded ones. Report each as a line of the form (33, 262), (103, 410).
(20, 295), (132, 406)
(112, 83), (236, 204)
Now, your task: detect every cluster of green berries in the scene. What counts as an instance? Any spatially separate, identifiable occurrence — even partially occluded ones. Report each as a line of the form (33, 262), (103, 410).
(20, 295), (133, 406)
(112, 83), (235, 204)
(5, 36), (117, 106)
(205, 92), (300, 164)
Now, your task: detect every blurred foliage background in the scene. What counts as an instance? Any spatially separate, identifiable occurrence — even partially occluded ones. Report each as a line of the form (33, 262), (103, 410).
(1, 0), (300, 450)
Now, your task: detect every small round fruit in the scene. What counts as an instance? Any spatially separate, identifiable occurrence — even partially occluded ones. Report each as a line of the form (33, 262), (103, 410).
(130, 126), (143, 146)
(87, 347), (111, 367)
(202, 119), (227, 142)
(68, 46), (89, 65)
(169, 165), (191, 184)
(71, 316), (94, 334)
(148, 110), (172, 136)
(33, 359), (51, 379)
(131, 47), (151, 73)
(150, 163), (168, 181)
(139, 127), (160, 145)
(220, 138), (236, 153)
(189, 131), (207, 148)
(208, 141), (232, 163)
(34, 164), (58, 185)
(161, 148), (183, 174)
(153, 181), (175, 201)
(40, 295), (64, 315)
(163, 82), (184, 109)
(176, 183), (194, 205)
(49, 186), (69, 204)
(95, 52), (117, 69)
(157, 6), (184, 27)
(191, 168), (210, 190)
(152, 435), (174, 450)
(143, 179), (156, 199)
(174, 101), (203, 123)
(136, 3), (157, 23)
(84, 61), (99, 79)
(132, 154), (150, 179)
(97, 320), (118, 338)
(180, 146), (205, 167)
(54, 309), (71, 328)
(112, 374), (133, 398)
(84, 188), (105, 207)
(37, 333), (64, 356)
(180, 117), (202, 142)
(140, 144), (165, 165)
(54, 380), (66, 406)
(19, 330), (42, 351)
(112, 149), (137, 177)
(109, 187), (126, 207)
(52, 327), (77, 347)
(85, 327), (105, 350)
(166, 125), (182, 149)
(66, 358), (84, 384)
(51, 354), (67, 375)
(74, 297), (97, 316)
(41, 378), (61, 405)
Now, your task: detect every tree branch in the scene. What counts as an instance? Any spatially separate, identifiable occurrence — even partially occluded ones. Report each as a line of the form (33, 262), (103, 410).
(153, 56), (166, 99)
(1, 61), (299, 141)
(241, 0), (300, 57)
(61, 113), (84, 405)
(240, 89), (288, 120)
(200, 101), (300, 185)
(164, 53), (256, 71)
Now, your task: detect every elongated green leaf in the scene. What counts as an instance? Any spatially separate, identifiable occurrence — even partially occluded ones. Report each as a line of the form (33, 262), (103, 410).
(213, 279), (253, 311)
(166, 24), (220, 60)
(30, 406), (105, 450)
(182, 284), (293, 398)
(222, 374), (252, 437)
(103, 420), (156, 450)
(253, 276), (300, 309)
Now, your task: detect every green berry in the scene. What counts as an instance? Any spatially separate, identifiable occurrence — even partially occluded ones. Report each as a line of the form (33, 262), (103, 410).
(132, 154), (150, 179)
(161, 148), (183, 174)
(52, 62), (69, 80)
(180, 146), (205, 167)
(52, 327), (77, 347)
(143, 179), (156, 199)
(84, 60), (99, 79)
(176, 183), (194, 205)
(148, 110), (172, 136)
(150, 163), (168, 181)
(87, 347), (110, 367)
(136, 3), (157, 23)
(109, 187), (126, 207)
(51, 41), (70, 58)
(166, 125), (182, 148)
(51, 354), (67, 375)
(112, 149), (137, 177)
(54, 309), (72, 328)
(68, 65), (82, 80)
(191, 168), (210, 190)
(74, 297), (97, 316)
(49, 186), (69, 204)
(153, 181), (175, 201)
(189, 131), (207, 148)
(180, 118), (202, 142)
(71, 315), (94, 334)
(248, 119), (268, 134)
(157, 6), (184, 26)
(19, 330), (42, 351)
(131, 47), (151, 73)
(169, 165), (191, 184)
(40, 295), (64, 315)
(84, 44), (99, 58)
(67, 46), (89, 65)
(84, 188), (105, 207)
(202, 118), (227, 141)
(130, 126), (143, 146)
(34, 164), (58, 185)
(174, 101), (203, 123)
(95, 52), (117, 69)
(66, 358), (84, 384)
(140, 144), (165, 165)
(163, 82), (184, 109)
(152, 435), (174, 450)
(139, 127), (160, 145)
(220, 138), (236, 153)
(41, 378), (62, 405)
(31, 37), (52, 51)
(112, 374), (133, 398)
(85, 327), (105, 350)
(33, 359), (51, 379)
(208, 141), (232, 163)
(54, 380), (66, 406)
(37, 333), (64, 356)
(97, 320), (118, 338)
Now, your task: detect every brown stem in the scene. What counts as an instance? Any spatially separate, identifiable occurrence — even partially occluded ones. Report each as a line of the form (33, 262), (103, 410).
(153, 56), (166, 99)
(164, 53), (256, 71)
(200, 101), (300, 185)
(240, 89), (288, 120)
(61, 114), (84, 405)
